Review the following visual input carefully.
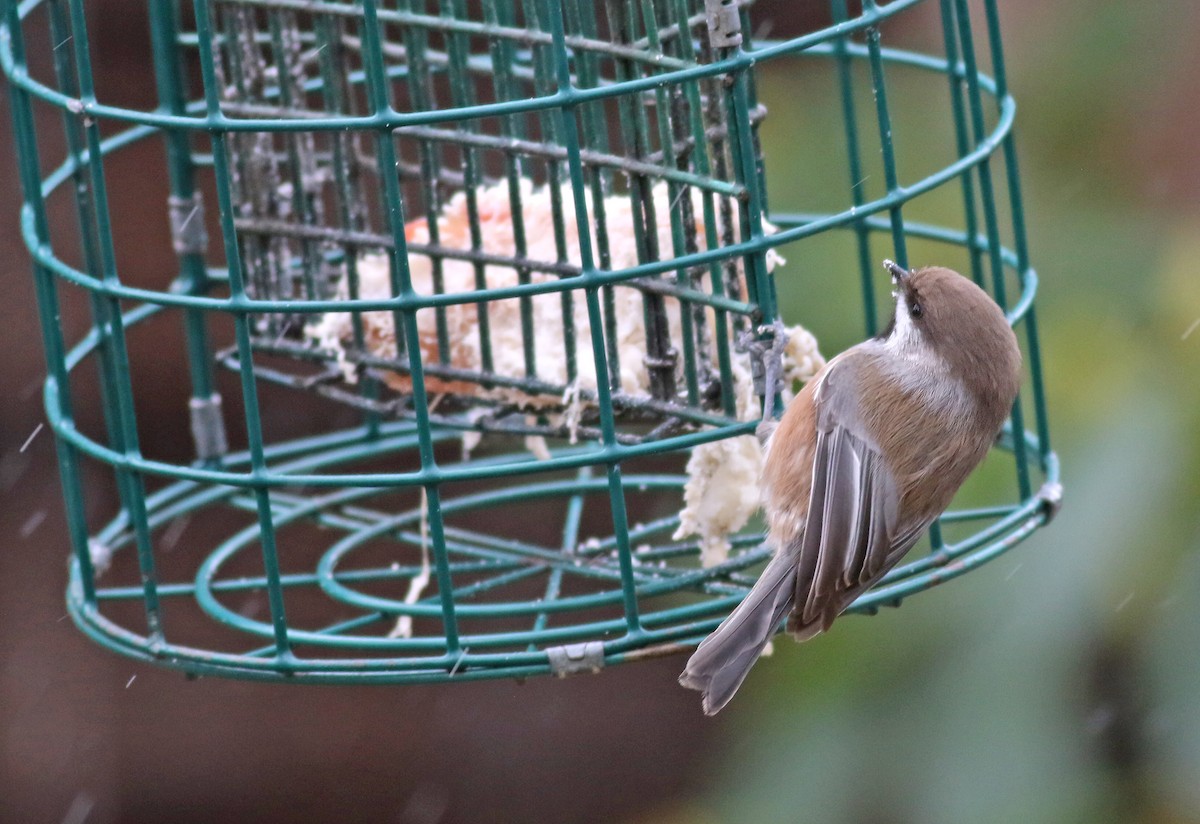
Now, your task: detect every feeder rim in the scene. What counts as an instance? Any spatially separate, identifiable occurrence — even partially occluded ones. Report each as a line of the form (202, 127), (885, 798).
(2, 0), (929, 133)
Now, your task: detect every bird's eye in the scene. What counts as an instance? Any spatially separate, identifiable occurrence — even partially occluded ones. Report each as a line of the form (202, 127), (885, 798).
(910, 301), (923, 319)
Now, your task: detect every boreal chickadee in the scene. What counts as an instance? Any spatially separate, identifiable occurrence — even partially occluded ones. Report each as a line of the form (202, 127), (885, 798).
(680, 260), (1022, 714)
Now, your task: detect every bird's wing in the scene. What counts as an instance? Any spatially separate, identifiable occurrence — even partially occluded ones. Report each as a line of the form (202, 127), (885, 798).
(787, 355), (930, 638)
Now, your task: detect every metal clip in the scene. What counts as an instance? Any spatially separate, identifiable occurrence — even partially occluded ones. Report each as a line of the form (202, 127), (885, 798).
(88, 538), (112, 575)
(705, 0), (743, 48)
(546, 641), (605, 677)
(169, 192), (208, 256)
(1036, 480), (1064, 524)
(189, 394), (229, 461)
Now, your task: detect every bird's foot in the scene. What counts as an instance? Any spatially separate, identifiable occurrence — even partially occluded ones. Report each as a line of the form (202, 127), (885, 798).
(735, 319), (789, 421)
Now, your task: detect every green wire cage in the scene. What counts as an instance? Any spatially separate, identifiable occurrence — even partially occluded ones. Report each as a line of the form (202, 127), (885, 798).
(2, 0), (1059, 683)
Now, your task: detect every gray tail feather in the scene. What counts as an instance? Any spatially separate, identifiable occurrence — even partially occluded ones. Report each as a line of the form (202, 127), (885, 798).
(679, 553), (797, 715)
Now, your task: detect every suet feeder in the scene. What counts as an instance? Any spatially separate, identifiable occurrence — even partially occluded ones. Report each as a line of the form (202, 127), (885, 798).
(1, 0), (1060, 682)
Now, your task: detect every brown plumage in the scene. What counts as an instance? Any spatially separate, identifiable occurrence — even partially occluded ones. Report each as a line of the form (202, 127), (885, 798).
(680, 264), (1022, 714)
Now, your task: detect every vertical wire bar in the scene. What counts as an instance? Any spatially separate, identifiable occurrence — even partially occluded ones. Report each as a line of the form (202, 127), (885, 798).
(544, 0), (642, 635)
(67, 0), (166, 642)
(483, 0), (537, 378)
(193, 0), (292, 662)
(610, 0), (656, 367)
(5, 3), (97, 605)
(359, 0), (462, 656)
(216, 7), (264, 306)
(640, 0), (700, 406)
(719, 5), (778, 411)
(396, 0), (452, 365)
(47, 0), (138, 519)
(953, 0), (1032, 501)
(722, 53), (769, 316)
(148, 0), (228, 464)
(571, 1), (622, 390)
(736, 3), (765, 199)
(224, 7), (287, 323)
(673, 0), (735, 416)
(862, 0), (942, 550)
(937, 0), (984, 286)
(315, 11), (382, 437)
(607, 0), (676, 402)
(699, 29), (746, 365)
(831, 0), (878, 337)
(266, 11), (321, 301)
(861, 0), (907, 269)
(736, 4), (778, 314)
(663, 2), (715, 403)
(524, 0), (579, 387)
(528, 466), (592, 644)
(625, 0), (677, 403)
(983, 0), (1052, 467)
(440, 0), (495, 375)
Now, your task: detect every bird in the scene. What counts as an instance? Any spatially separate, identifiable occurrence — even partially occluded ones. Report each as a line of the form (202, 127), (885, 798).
(679, 260), (1022, 714)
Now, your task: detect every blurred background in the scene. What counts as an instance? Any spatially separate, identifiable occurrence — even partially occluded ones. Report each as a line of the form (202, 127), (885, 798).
(2, 1), (1199, 822)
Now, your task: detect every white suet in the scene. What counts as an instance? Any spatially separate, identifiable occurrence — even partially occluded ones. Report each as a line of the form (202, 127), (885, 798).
(308, 178), (822, 565)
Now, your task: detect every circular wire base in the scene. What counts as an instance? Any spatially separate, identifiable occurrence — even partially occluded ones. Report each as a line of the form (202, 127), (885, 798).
(68, 421), (1059, 684)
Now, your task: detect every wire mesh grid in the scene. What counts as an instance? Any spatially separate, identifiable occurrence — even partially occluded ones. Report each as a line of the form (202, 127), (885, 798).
(2, 0), (1060, 683)
(210, 0), (771, 438)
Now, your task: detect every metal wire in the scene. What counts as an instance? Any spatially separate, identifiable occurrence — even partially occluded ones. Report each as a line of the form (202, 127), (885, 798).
(193, 0), (769, 424)
(0, 0), (1059, 683)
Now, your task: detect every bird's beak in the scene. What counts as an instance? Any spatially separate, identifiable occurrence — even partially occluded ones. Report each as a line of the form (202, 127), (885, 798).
(883, 259), (918, 305)
(883, 259), (910, 284)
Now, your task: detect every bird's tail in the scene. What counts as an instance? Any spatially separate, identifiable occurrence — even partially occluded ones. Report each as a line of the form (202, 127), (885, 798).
(679, 551), (797, 715)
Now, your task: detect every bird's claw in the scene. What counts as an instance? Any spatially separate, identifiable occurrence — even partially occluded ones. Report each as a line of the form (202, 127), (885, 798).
(759, 319), (789, 360)
(735, 319), (788, 358)
(737, 319), (789, 421)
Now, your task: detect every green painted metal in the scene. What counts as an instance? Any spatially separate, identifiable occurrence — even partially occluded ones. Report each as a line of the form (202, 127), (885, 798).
(1, 0), (1059, 684)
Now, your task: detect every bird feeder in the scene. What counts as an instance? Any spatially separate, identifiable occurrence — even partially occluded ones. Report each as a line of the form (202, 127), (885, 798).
(1, 0), (1060, 682)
